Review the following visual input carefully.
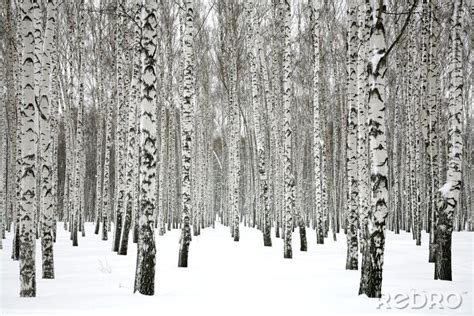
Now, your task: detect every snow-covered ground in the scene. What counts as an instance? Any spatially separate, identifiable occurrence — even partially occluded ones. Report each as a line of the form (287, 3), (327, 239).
(1, 223), (472, 316)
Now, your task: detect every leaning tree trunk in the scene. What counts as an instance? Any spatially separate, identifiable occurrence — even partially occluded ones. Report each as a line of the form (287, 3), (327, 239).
(358, 0), (389, 299)
(134, 0), (158, 295)
(434, 0), (463, 281)
(247, 0), (271, 247)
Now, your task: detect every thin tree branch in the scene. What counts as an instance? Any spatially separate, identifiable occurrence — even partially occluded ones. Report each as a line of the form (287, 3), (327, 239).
(385, 0), (419, 58)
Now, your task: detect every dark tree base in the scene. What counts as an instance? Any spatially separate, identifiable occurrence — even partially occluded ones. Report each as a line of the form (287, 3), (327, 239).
(94, 216), (100, 235)
(283, 247), (292, 259)
(345, 249), (358, 270)
(178, 225), (191, 268)
(359, 230), (385, 298)
(428, 242), (437, 263)
(299, 224), (307, 251)
(20, 288), (36, 298)
(113, 212), (123, 252)
(435, 232), (452, 280)
(12, 227), (20, 260)
(263, 228), (272, 247)
(72, 220), (78, 247)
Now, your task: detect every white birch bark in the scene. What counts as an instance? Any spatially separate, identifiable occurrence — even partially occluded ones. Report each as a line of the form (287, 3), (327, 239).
(358, 0), (388, 298)
(72, 0), (85, 247)
(134, 0), (158, 295)
(310, 0), (324, 245)
(247, 0), (271, 247)
(345, 0), (359, 270)
(178, 0), (196, 265)
(428, 1), (440, 262)
(113, 3), (128, 253)
(356, 0), (370, 257)
(0, 34), (5, 250)
(120, 0), (142, 255)
(18, 0), (40, 297)
(281, 0), (294, 259)
(435, 0), (463, 281)
(39, 0), (57, 278)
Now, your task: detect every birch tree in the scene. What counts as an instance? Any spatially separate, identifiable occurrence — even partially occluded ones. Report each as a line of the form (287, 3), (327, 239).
(281, 0), (294, 259)
(39, 0), (57, 278)
(356, 0), (370, 261)
(134, 0), (158, 295)
(345, 0), (359, 270)
(359, 0), (389, 298)
(435, 0), (464, 281)
(247, 0), (271, 247)
(120, 0), (142, 256)
(178, 0), (195, 267)
(18, 0), (40, 297)
(310, 0), (324, 245)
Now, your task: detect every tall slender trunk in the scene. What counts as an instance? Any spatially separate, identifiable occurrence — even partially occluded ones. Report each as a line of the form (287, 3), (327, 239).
(427, 0), (440, 263)
(310, 0), (324, 245)
(247, 0), (271, 247)
(134, 0), (158, 295)
(345, 0), (359, 270)
(434, 0), (463, 281)
(120, 0), (142, 255)
(281, 0), (293, 259)
(113, 3), (127, 253)
(356, 0), (370, 259)
(177, 0), (195, 267)
(359, 0), (388, 298)
(39, 0), (57, 278)
(18, 0), (40, 297)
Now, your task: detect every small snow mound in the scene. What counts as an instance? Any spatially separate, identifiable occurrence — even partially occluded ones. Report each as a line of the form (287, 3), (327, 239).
(439, 182), (452, 198)
(372, 165), (378, 176)
(370, 52), (384, 71)
(98, 258), (112, 274)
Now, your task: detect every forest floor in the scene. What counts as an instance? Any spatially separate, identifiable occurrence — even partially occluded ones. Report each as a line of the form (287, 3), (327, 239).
(1, 222), (472, 316)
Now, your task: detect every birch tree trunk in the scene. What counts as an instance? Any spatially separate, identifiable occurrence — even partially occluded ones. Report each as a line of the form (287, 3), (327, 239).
(39, 0), (57, 278)
(113, 1), (128, 253)
(345, 0), (359, 270)
(356, 0), (370, 264)
(119, 0), (142, 255)
(134, 0), (158, 295)
(310, 0), (324, 245)
(247, 0), (271, 247)
(178, 0), (195, 267)
(435, 0), (463, 281)
(0, 32), (5, 250)
(18, 0), (40, 297)
(428, 1), (440, 263)
(358, 0), (388, 298)
(281, 0), (294, 259)
(72, 0), (85, 247)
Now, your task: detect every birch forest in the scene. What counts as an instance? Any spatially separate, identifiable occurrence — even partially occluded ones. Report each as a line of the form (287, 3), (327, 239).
(0, 0), (472, 314)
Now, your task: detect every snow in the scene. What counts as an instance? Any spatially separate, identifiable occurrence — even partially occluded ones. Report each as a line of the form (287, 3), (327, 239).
(1, 223), (472, 316)
(439, 182), (452, 198)
(372, 164), (379, 176)
(370, 52), (384, 72)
